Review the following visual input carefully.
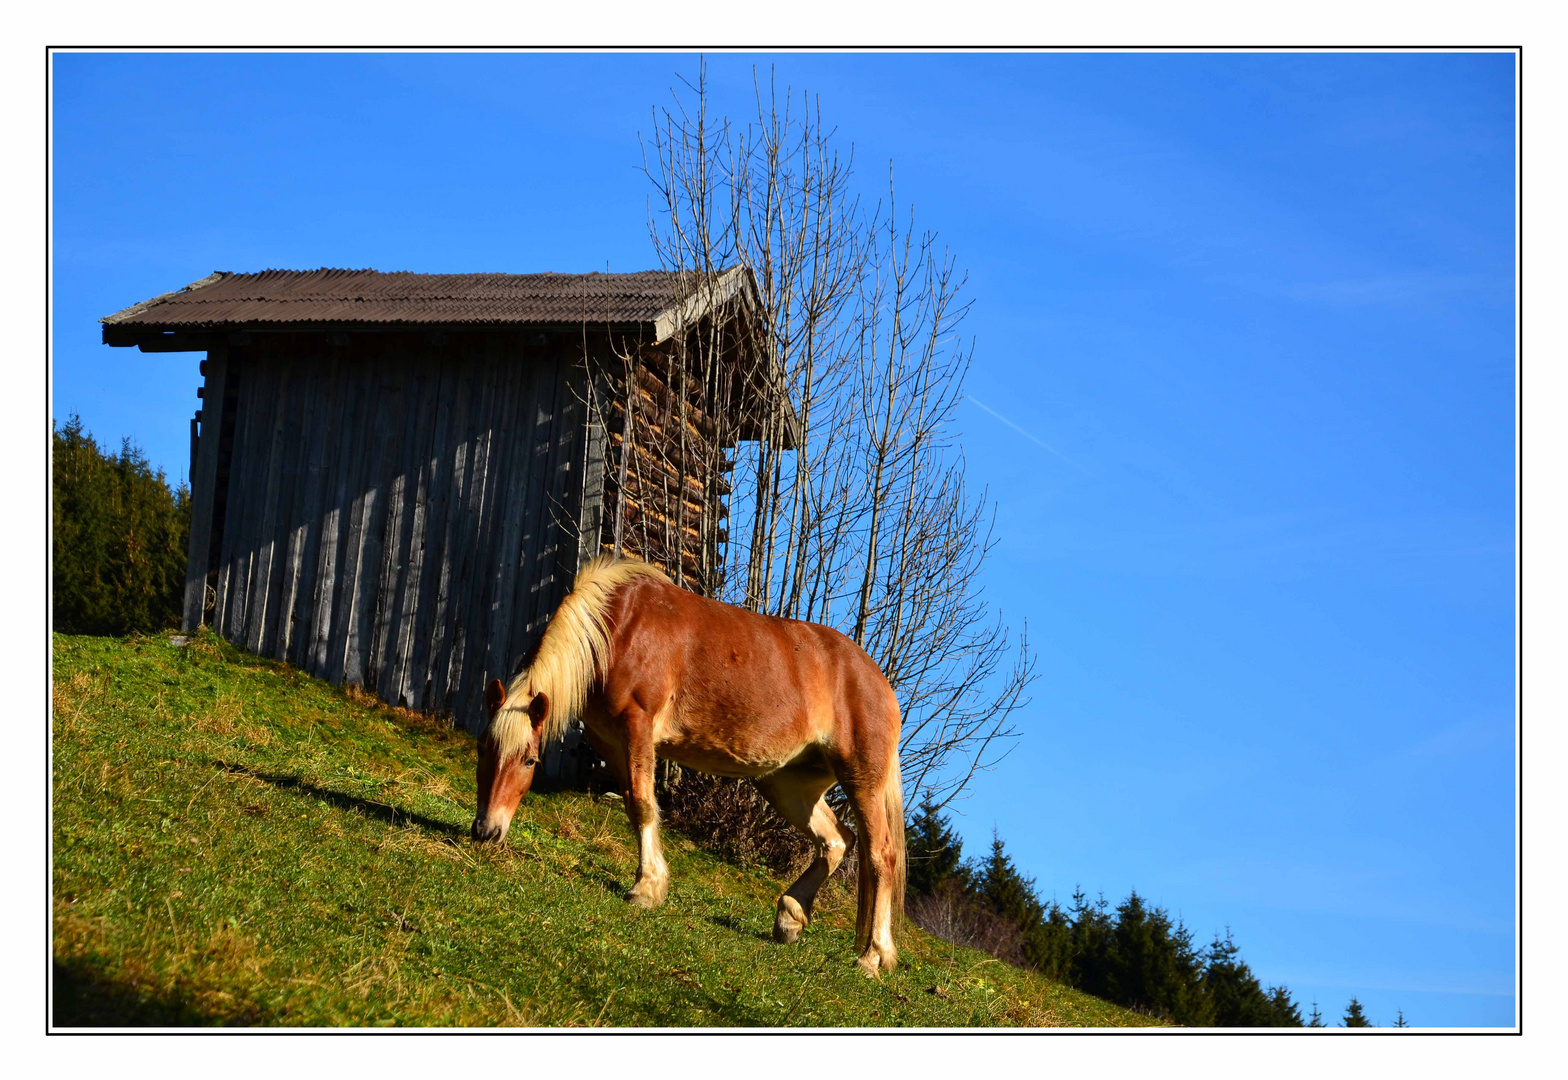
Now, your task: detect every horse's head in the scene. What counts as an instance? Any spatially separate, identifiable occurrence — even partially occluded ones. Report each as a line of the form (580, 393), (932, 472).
(471, 679), (550, 844)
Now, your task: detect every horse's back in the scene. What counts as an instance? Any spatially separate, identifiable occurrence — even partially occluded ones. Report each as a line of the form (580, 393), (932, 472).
(599, 579), (896, 777)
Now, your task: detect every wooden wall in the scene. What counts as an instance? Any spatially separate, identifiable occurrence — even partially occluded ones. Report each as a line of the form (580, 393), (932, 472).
(185, 331), (601, 755)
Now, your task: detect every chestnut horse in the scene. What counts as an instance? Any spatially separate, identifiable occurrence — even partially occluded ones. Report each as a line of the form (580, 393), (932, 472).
(470, 555), (906, 976)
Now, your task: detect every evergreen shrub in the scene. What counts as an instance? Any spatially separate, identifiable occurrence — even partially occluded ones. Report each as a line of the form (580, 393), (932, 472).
(53, 415), (190, 636)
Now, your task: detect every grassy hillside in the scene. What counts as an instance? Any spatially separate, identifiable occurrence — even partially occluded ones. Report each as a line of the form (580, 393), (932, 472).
(51, 631), (1158, 1028)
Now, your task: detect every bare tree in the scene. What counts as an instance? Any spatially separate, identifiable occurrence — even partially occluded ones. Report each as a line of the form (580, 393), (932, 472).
(639, 62), (1033, 809)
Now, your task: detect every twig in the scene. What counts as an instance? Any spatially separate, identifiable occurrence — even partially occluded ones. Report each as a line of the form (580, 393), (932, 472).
(593, 987), (619, 1026)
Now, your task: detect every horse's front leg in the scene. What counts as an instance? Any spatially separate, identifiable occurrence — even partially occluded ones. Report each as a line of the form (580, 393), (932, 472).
(620, 706), (669, 909)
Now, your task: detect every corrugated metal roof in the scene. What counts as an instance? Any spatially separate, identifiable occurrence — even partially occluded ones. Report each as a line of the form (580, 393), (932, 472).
(101, 268), (698, 330)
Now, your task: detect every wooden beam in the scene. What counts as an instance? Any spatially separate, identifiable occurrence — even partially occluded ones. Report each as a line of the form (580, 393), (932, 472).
(182, 348), (229, 632)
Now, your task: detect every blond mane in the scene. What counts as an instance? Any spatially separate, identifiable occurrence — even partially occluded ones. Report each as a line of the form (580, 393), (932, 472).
(487, 555), (670, 762)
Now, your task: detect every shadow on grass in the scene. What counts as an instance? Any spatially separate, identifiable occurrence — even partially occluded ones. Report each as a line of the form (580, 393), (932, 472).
(704, 911), (777, 945)
(51, 958), (271, 1027)
(217, 761), (467, 839)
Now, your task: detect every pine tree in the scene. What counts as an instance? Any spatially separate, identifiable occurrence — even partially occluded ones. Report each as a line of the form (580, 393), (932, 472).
(53, 416), (190, 636)
(980, 831), (1042, 928)
(1342, 997), (1373, 1027)
(1308, 1001), (1325, 1027)
(1394, 1008), (1408, 1028)
(1068, 887), (1116, 1001)
(1166, 915), (1214, 1027)
(906, 793), (969, 896)
(968, 832), (1045, 969)
(1265, 985), (1303, 1026)
(1024, 898), (1075, 982)
(1203, 930), (1295, 1026)
(1108, 890), (1196, 1020)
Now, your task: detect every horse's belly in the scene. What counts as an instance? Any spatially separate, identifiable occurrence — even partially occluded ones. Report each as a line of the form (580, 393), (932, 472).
(656, 729), (818, 779)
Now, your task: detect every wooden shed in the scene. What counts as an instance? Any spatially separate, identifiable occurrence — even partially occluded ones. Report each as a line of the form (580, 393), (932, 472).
(102, 267), (785, 782)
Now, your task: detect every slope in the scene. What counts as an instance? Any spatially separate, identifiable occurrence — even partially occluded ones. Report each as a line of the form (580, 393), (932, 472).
(51, 631), (1157, 1028)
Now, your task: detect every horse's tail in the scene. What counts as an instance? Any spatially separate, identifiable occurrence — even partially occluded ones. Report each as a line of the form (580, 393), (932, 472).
(852, 737), (907, 953)
(886, 749), (906, 935)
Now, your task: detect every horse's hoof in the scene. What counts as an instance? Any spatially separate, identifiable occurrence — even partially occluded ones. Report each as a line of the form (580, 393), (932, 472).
(773, 896), (807, 944)
(627, 880), (666, 909)
(855, 953), (881, 979)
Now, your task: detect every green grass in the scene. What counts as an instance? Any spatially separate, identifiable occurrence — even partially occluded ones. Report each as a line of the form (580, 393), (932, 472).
(51, 630), (1160, 1028)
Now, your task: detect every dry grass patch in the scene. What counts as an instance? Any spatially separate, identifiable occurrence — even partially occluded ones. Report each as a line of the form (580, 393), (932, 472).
(191, 692), (244, 737)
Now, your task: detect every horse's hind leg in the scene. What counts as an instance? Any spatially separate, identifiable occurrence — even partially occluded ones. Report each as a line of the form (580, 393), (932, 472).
(843, 776), (900, 977)
(756, 768), (855, 944)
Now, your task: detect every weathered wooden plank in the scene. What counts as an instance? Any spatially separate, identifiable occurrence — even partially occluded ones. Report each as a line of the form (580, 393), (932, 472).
(323, 359), (377, 685)
(437, 346), (500, 721)
(275, 353), (321, 664)
(404, 355), (456, 712)
(497, 344), (548, 690)
(306, 353), (358, 679)
(226, 355), (275, 642)
(257, 350), (306, 658)
(283, 356), (335, 670)
(368, 344), (425, 700)
(183, 348), (230, 631)
(452, 339), (517, 723)
(448, 340), (500, 722)
(422, 368), (471, 717)
(411, 350), (471, 714)
(576, 350), (610, 575)
(359, 360), (407, 683)
(385, 351), (443, 708)
(478, 341), (539, 704)
(341, 361), (399, 687)
(206, 365), (244, 621)
(525, 346), (574, 780)
(244, 355), (292, 656)
(516, 345), (564, 650)
(216, 353), (268, 642)
(530, 349), (582, 676)
(208, 367), (245, 640)
(541, 346), (586, 599)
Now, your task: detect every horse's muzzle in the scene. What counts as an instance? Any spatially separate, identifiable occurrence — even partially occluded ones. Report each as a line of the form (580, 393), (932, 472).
(471, 818), (504, 844)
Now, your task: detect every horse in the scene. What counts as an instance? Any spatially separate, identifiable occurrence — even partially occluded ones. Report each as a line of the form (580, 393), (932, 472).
(470, 555), (906, 977)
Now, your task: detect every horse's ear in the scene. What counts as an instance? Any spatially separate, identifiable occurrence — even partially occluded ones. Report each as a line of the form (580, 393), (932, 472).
(485, 679), (506, 714)
(528, 691), (550, 731)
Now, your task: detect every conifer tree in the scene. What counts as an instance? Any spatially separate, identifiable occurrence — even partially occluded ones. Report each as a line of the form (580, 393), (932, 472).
(980, 831), (1042, 929)
(1342, 997), (1373, 1027)
(1308, 1001), (1325, 1027)
(906, 793), (969, 896)
(1266, 985), (1303, 1026)
(1068, 887), (1116, 1001)
(1166, 915), (1215, 1027)
(976, 832), (1046, 963)
(1107, 891), (1174, 1017)
(53, 416), (190, 636)
(1203, 931), (1299, 1026)
(1394, 1008), (1408, 1028)
(1025, 898), (1075, 982)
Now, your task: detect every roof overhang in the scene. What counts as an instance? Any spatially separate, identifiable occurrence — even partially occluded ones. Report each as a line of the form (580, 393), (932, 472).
(100, 266), (799, 448)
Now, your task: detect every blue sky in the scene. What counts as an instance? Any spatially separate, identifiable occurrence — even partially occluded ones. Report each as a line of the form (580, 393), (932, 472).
(50, 51), (1517, 1027)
